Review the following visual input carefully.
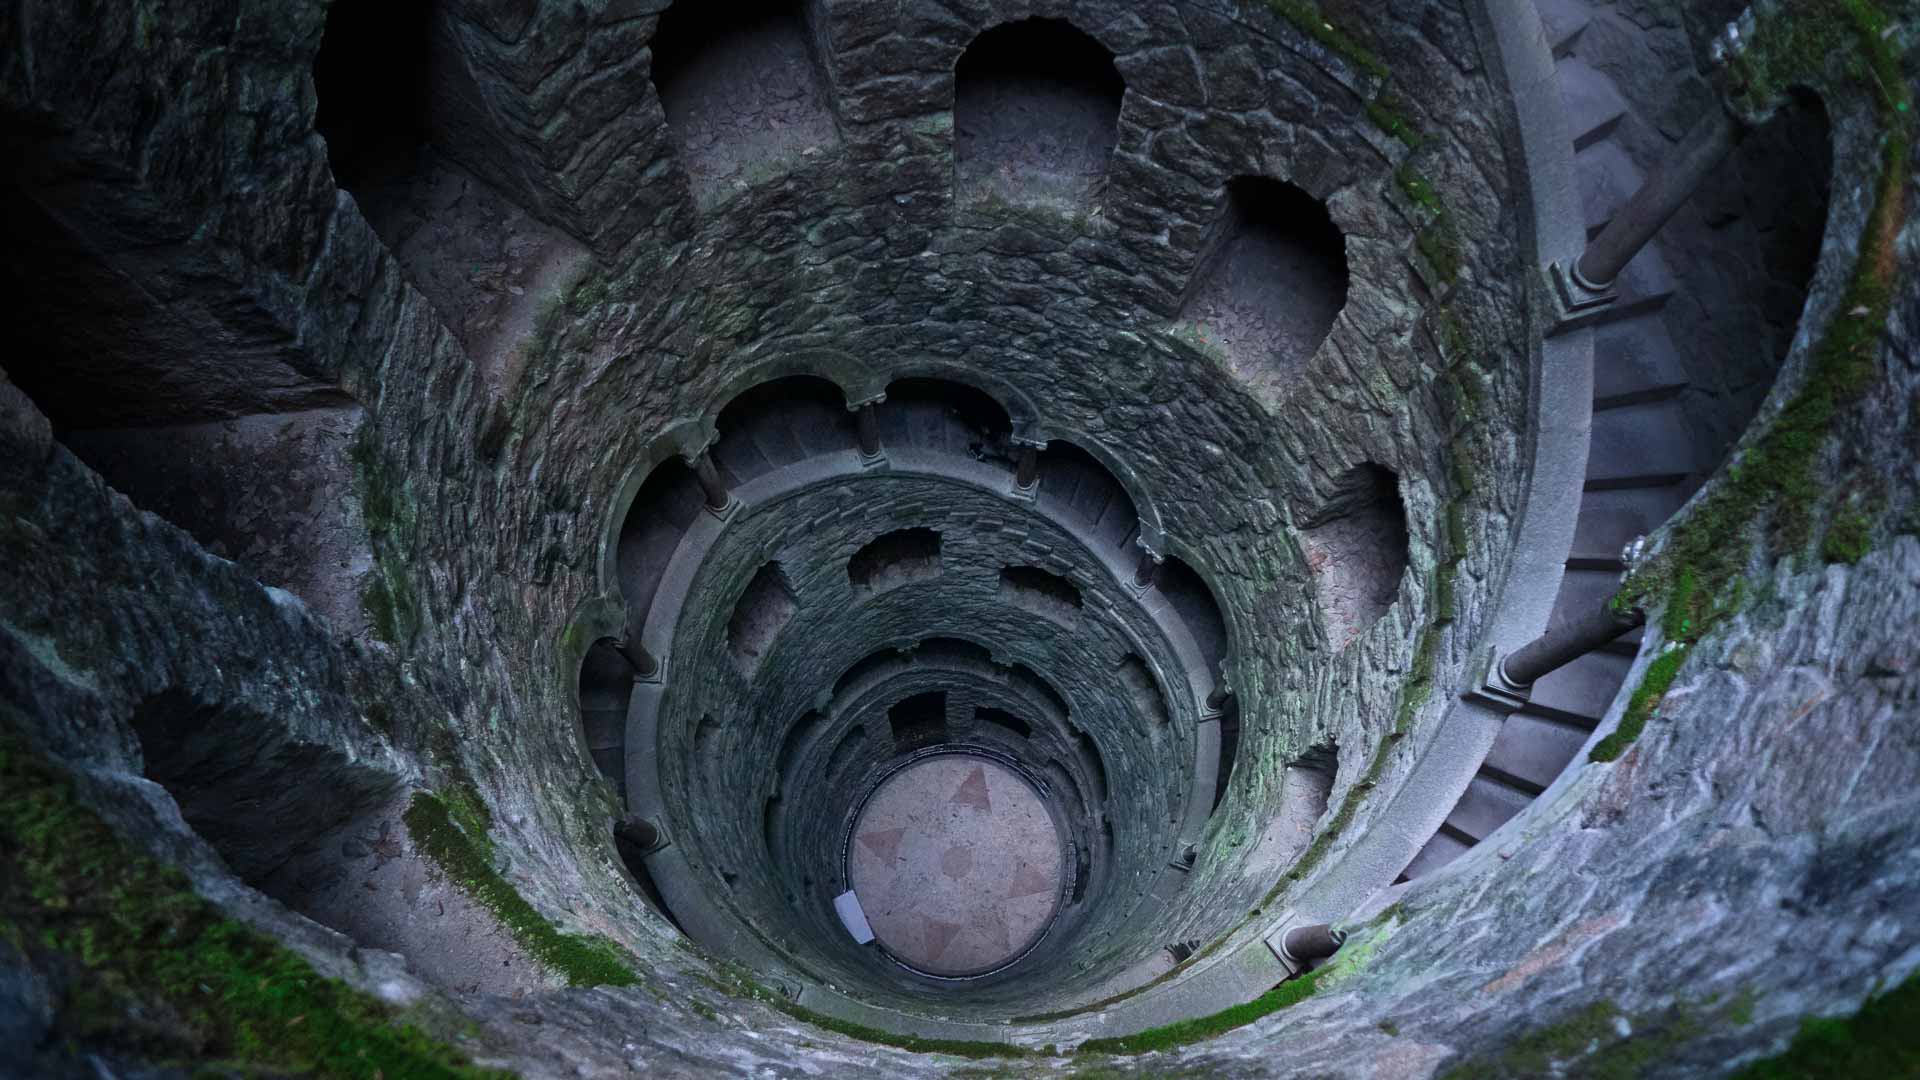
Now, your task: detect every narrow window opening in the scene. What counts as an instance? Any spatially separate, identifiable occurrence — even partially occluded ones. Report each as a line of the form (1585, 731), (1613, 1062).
(999, 565), (1083, 627)
(848, 528), (944, 593)
(887, 691), (949, 752)
(727, 561), (798, 674)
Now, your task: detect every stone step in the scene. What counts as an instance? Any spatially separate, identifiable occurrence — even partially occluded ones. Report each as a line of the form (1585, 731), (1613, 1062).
(1528, 647), (1633, 725)
(1586, 398), (1696, 489)
(751, 409), (805, 468)
(1594, 311), (1689, 409)
(1571, 485), (1691, 563)
(1484, 712), (1593, 791)
(1444, 773), (1536, 843)
(1576, 139), (1644, 232)
(1400, 827), (1474, 881)
(1537, 0), (1592, 57)
(1556, 57), (1628, 151)
(792, 403), (852, 457)
(1093, 486), (1138, 549)
(714, 424), (774, 487)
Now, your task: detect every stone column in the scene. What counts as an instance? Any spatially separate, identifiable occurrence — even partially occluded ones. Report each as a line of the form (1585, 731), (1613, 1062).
(856, 403), (881, 457)
(616, 814), (668, 854)
(1015, 445), (1040, 489)
(615, 637), (661, 681)
(688, 448), (734, 515)
(1553, 105), (1744, 309)
(1502, 604), (1646, 688)
(1133, 548), (1163, 591)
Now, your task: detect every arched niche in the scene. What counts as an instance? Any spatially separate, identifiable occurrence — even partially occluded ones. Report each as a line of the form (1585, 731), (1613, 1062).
(711, 375), (857, 485)
(1299, 462), (1411, 650)
(1179, 176), (1350, 383)
(578, 637), (637, 800)
(649, 0), (841, 208)
(876, 376), (1016, 459)
(954, 18), (1124, 210)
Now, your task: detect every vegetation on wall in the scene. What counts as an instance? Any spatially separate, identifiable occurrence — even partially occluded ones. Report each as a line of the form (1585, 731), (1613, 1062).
(1602, 0), (1909, 757)
(1435, 975), (1920, 1079)
(1077, 962), (1333, 1055)
(404, 791), (636, 988)
(0, 737), (503, 1079)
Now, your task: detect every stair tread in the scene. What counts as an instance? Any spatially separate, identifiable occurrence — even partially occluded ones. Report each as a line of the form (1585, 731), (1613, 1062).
(1401, 829), (1474, 881)
(1538, 0), (1592, 56)
(1571, 484), (1689, 563)
(1530, 648), (1633, 721)
(1587, 398), (1698, 485)
(1576, 139), (1644, 232)
(1593, 311), (1689, 405)
(1444, 774), (1534, 842)
(1485, 712), (1591, 792)
(1556, 56), (1628, 151)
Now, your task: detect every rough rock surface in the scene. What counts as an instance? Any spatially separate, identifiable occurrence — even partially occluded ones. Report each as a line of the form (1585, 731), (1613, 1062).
(0, 0), (1913, 1075)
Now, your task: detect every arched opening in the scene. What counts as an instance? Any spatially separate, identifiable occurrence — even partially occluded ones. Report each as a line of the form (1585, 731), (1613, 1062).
(1156, 556), (1229, 678)
(649, 0), (840, 208)
(954, 18), (1123, 210)
(1180, 177), (1350, 382)
(313, 0), (433, 200)
(1034, 440), (1143, 553)
(616, 456), (708, 625)
(713, 375), (857, 485)
(1300, 463), (1411, 649)
(579, 638), (637, 801)
(877, 377), (1015, 460)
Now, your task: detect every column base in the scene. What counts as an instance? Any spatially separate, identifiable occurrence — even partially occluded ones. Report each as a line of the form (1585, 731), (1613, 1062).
(1547, 259), (1617, 327)
(704, 496), (741, 523)
(1460, 645), (1531, 714)
(858, 450), (888, 470)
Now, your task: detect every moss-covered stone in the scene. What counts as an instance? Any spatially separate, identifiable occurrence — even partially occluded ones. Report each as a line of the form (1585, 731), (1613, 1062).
(403, 791), (635, 988)
(0, 736), (505, 1079)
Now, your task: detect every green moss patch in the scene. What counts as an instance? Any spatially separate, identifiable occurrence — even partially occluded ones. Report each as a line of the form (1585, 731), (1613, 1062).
(1077, 963), (1332, 1055)
(1731, 975), (1920, 1079)
(1616, 0), (1908, 643)
(0, 736), (504, 1078)
(1588, 644), (1689, 762)
(707, 964), (1041, 1059)
(1821, 503), (1877, 564)
(1257, 0), (1390, 80)
(1442, 977), (1920, 1080)
(403, 792), (635, 988)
